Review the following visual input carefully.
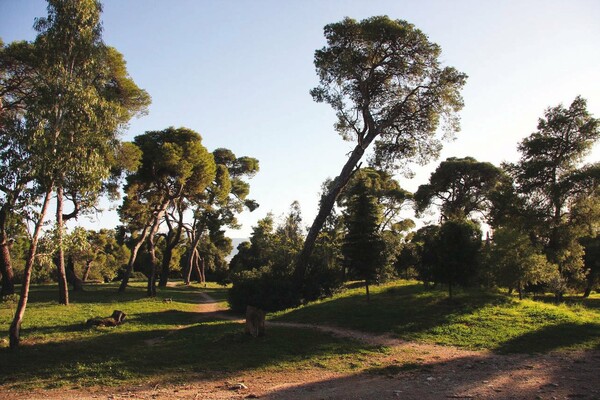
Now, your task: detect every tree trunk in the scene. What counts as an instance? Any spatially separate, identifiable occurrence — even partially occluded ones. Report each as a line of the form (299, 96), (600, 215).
(200, 256), (206, 284)
(0, 206), (15, 296)
(158, 244), (173, 288)
(10, 189), (52, 348)
(118, 228), (149, 292)
(518, 285), (523, 301)
(146, 227), (160, 297)
(66, 254), (83, 291)
(55, 186), (69, 305)
(119, 199), (169, 293)
(0, 237), (15, 297)
(82, 260), (93, 282)
(365, 280), (370, 302)
(294, 143), (367, 286)
(159, 205), (184, 287)
(184, 232), (202, 285)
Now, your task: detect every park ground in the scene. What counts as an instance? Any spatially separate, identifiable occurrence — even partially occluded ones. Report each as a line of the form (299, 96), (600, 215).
(0, 280), (599, 399)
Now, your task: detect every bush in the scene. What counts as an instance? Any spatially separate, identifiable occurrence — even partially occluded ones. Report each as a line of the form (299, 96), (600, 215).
(228, 267), (300, 313)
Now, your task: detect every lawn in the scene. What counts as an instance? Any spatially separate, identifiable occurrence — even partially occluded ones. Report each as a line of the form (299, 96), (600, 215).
(0, 281), (380, 389)
(1, 279), (599, 390)
(272, 280), (600, 353)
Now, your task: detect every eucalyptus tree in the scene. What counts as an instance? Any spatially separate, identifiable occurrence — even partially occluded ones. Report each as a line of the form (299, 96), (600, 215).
(414, 157), (504, 222)
(0, 40), (39, 296)
(23, 0), (150, 305)
(118, 127), (215, 296)
(508, 97), (599, 299)
(295, 16), (467, 284)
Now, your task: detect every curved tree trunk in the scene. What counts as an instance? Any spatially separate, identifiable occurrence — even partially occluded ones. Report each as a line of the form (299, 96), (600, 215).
(118, 229), (149, 293)
(10, 189), (52, 348)
(82, 260), (93, 282)
(294, 143), (367, 286)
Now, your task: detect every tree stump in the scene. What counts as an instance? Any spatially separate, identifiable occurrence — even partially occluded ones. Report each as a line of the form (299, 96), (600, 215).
(86, 310), (126, 327)
(244, 305), (265, 337)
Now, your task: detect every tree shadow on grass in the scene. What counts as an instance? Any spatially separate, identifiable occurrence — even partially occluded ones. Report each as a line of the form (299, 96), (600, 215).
(273, 283), (507, 339)
(0, 321), (373, 390)
(494, 322), (600, 354)
(17, 283), (209, 306)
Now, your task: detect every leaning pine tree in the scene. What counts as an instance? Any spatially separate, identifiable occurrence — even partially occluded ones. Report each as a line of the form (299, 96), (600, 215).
(294, 16), (467, 289)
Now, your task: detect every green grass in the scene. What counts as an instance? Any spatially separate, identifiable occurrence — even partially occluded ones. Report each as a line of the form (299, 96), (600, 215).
(2, 279), (599, 390)
(272, 280), (600, 353)
(0, 281), (381, 389)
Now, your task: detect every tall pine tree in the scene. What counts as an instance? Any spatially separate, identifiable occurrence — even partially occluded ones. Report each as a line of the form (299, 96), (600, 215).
(342, 177), (385, 301)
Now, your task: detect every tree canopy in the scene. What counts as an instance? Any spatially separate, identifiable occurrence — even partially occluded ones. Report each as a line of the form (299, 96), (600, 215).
(295, 15), (467, 285)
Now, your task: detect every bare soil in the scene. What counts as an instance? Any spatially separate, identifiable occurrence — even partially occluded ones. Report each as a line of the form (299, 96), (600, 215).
(3, 289), (599, 400)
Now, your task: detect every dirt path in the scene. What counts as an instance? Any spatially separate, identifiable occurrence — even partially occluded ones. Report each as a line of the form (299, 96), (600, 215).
(6, 288), (600, 400)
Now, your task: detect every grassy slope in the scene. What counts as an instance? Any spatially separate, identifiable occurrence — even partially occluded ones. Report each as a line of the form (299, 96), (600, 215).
(273, 280), (600, 353)
(0, 282), (379, 389)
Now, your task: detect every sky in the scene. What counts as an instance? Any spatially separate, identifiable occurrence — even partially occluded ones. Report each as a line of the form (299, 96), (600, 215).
(1, 0), (599, 238)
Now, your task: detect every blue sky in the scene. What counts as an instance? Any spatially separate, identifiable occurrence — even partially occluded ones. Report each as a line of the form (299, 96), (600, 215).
(1, 0), (599, 237)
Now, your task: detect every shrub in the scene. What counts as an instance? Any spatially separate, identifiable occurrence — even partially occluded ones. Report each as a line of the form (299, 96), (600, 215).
(228, 267), (300, 313)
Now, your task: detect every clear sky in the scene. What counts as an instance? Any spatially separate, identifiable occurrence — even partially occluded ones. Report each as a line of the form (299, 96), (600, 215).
(1, 0), (599, 237)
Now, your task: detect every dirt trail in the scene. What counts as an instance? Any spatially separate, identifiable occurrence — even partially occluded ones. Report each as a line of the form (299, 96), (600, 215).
(6, 287), (600, 400)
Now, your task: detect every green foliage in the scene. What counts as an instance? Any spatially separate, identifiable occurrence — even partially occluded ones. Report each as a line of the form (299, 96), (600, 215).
(228, 268), (299, 313)
(507, 97), (600, 297)
(414, 156), (504, 221)
(311, 16), (467, 171)
(434, 219), (482, 297)
(403, 225), (441, 287)
(487, 226), (558, 298)
(342, 177), (386, 296)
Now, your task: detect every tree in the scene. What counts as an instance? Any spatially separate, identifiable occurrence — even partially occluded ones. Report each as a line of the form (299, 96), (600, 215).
(341, 177), (385, 300)
(294, 16), (467, 285)
(118, 127), (215, 296)
(338, 167), (412, 232)
(22, 0), (150, 305)
(338, 168), (413, 281)
(0, 40), (39, 296)
(7, 0), (149, 346)
(434, 219), (481, 299)
(414, 157), (504, 222)
(508, 97), (600, 300)
(229, 214), (275, 273)
(488, 226), (558, 300)
(406, 225), (441, 288)
(181, 148), (258, 285)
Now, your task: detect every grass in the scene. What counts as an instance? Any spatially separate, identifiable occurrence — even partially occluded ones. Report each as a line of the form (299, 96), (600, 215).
(1, 279), (599, 390)
(0, 281), (382, 389)
(272, 280), (600, 353)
